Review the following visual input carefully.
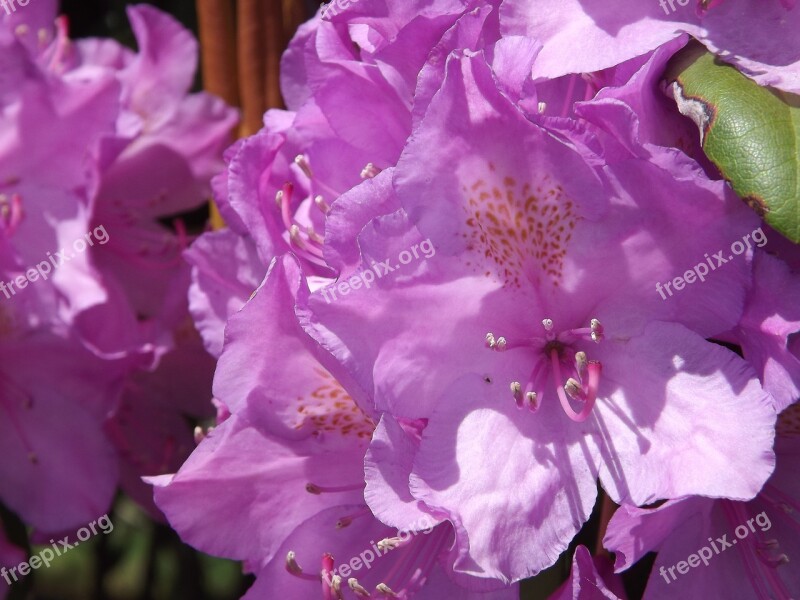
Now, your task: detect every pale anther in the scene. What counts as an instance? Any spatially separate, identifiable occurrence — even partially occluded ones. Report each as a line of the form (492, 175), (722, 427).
(376, 582), (399, 596)
(314, 195), (331, 214)
(361, 163), (382, 179)
(348, 578), (370, 596)
(286, 551), (303, 574)
(564, 378), (583, 400)
(294, 155), (314, 178)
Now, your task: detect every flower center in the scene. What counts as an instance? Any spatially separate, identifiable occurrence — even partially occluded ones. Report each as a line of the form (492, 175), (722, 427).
(276, 155), (383, 273)
(286, 523), (450, 599)
(485, 317), (603, 422)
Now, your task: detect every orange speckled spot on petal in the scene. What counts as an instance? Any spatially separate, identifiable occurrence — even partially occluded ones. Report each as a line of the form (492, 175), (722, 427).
(295, 368), (374, 439)
(461, 171), (577, 288)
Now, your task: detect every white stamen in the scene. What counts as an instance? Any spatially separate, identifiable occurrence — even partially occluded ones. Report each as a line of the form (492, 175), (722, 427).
(542, 318), (554, 331)
(495, 336), (507, 351)
(590, 318), (604, 342)
(193, 426), (205, 444)
(485, 332), (496, 348)
(306, 226), (325, 244)
(525, 391), (538, 411)
(575, 351), (587, 378)
(361, 163), (382, 179)
(348, 578), (371, 596)
(330, 575), (344, 599)
(564, 378), (583, 400)
(376, 583), (399, 597)
(511, 381), (523, 408)
(275, 189), (284, 206)
(294, 155), (314, 179)
(286, 551), (303, 575)
(314, 195), (331, 214)
(289, 224), (303, 243)
(377, 537), (403, 552)
(538, 101), (547, 114)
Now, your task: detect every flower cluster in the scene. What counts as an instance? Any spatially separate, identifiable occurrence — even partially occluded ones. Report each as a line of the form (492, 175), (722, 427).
(0, 0), (236, 573)
(7, 0), (792, 598)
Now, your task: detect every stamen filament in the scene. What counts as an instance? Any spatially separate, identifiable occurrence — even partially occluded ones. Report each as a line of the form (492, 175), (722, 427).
(286, 551), (320, 582)
(348, 578), (370, 597)
(314, 195), (331, 214)
(306, 482), (365, 495)
(336, 507), (371, 529)
(561, 74), (578, 117)
(551, 350), (599, 422)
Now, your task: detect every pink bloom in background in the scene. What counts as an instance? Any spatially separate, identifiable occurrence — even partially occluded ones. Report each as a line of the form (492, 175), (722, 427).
(0, 2), (235, 534)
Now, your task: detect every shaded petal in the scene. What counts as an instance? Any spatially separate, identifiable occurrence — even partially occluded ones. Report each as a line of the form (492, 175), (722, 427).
(550, 545), (625, 600)
(733, 252), (800, 411)
(0, 334), (122, 532)
(365, 414), (438, 530)
(185, 229), (265, 357)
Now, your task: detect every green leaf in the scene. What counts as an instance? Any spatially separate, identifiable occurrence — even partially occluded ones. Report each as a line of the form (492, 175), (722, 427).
(665, 42), (800, 243)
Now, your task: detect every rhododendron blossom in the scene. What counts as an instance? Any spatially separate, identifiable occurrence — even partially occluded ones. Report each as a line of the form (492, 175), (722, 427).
(4, 0), (800, 598)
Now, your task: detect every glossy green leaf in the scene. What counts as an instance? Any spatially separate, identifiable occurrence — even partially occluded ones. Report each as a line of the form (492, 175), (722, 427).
(665, 42), (800, 243)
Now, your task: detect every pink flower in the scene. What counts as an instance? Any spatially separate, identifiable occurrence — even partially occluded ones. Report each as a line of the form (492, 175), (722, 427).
(604, 404), (800, 599)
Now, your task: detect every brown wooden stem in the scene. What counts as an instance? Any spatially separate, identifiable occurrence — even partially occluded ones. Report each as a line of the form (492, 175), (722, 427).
(196, 0), (240, 106)
(196, 0), (239, 229)
(237, 0), (267, 136)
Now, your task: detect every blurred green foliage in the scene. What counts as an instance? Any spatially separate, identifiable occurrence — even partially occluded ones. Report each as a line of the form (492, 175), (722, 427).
(5, 496), (251, 600)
